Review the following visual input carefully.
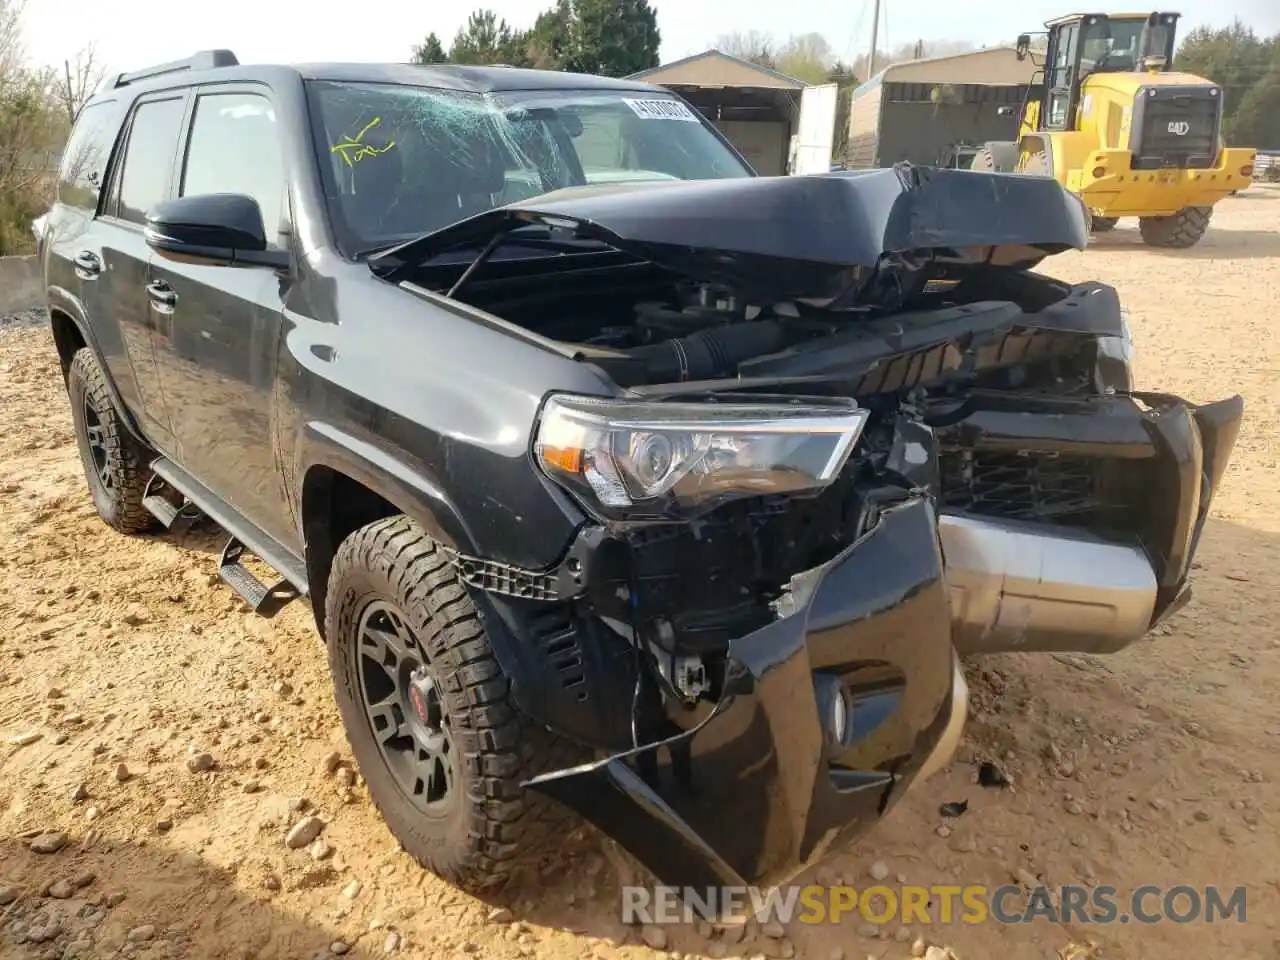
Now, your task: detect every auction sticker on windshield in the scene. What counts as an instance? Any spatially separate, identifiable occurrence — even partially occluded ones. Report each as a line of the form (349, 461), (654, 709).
(622, 98), (700, 122)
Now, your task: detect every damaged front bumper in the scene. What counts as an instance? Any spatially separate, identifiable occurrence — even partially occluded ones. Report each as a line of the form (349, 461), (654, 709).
(939, 391), (1244, 654)
(524, 496), (966, 892)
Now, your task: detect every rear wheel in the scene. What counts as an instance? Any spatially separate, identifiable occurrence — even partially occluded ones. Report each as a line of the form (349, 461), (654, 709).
(1139, 207), (1212, 249)
(324, 515), (583, 892)
(1090, 216), (1119, 233)
(67, 348), (155, 534)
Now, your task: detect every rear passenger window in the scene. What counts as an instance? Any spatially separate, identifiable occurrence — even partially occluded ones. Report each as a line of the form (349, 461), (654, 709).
(116, 97), (186, 224)
(181, 92), (286, 243)
(57, 100), (124, 212)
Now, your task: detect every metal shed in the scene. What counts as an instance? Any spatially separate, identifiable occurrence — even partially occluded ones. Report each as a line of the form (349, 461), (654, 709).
(847, 47), (1037, 169)
(627, 51), (808, 176)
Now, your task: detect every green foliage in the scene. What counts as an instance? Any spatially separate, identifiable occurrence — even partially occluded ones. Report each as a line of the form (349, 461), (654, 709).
(1176, 21), (1280, 146)
(773, 32), (833, 85)
(410, 0), (659, 77)
(411, 32), (448, 64)
(0, 65), (63, 255)
(562, 0), (659, 77)
(447, 10), (520, 65)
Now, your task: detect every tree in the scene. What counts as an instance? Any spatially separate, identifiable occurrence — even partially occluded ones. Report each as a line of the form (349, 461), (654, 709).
(714, 30), (777, 69)
(0, 0), (62, 254)
(1230, 65), (1280, 148)
(448, 9), (519, 65)
(54, 43), (104, 123)
(774, 32), (834, 84)
(523, 0), (572, 69)
(1177, 21), (1277, 144)
(411, 32), (448, 64)
(562, 0), (660, 78)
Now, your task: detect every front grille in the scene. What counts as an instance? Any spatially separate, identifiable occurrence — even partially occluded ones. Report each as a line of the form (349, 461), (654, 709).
(939, 449), (1145, 536)
(1131, 88), (1219, 170)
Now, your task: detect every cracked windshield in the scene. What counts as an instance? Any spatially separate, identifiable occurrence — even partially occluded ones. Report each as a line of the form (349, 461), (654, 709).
(307, 81), (751, 255)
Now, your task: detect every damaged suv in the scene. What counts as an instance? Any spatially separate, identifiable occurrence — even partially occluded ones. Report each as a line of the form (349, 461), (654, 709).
(40, 51), (1242, 895)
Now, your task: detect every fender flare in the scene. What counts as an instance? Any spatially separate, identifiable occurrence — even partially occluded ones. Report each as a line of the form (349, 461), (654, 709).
(295, 421), (631, 750)
(298, 420), (477, 556)
(46, 284), (150, 446)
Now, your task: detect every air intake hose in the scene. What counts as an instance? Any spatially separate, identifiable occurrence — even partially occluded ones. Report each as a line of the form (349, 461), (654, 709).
(621, 321), (788, 382)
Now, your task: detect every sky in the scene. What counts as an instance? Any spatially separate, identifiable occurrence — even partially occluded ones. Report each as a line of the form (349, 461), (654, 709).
(21, 0), (1280, 76)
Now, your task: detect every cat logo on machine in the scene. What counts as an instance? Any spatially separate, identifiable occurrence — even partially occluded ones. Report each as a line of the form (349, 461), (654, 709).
(1167, 120), (1191, 136)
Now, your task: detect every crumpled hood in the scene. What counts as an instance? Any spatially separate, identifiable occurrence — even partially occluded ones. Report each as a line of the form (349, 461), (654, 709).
(372, 164), (1091, 300)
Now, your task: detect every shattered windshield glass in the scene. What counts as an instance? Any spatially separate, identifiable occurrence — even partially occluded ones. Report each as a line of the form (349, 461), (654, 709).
(305, 80), (752, 257)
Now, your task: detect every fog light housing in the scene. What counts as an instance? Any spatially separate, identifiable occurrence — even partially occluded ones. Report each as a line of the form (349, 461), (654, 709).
(1092, 165), (1107, 179)
(813, 674), (851, 747)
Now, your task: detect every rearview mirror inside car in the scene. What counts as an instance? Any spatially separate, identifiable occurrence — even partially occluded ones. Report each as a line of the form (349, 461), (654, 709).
(145, 194), (289, 269)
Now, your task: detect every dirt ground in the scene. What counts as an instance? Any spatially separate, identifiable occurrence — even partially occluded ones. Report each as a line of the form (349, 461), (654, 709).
(2, 191), (1278, 960)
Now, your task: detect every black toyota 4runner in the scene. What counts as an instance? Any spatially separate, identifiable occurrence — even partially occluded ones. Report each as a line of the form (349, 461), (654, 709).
(38, 49), (1242, 897)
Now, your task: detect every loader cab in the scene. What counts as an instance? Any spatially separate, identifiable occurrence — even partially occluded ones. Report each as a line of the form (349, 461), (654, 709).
(1019, 12), (1180, 132)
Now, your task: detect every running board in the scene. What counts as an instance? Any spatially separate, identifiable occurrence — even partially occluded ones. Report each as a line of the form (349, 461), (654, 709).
(219, 536), (300, 617)
(148, 457), (309, 618)
(141, 473), (204, 530)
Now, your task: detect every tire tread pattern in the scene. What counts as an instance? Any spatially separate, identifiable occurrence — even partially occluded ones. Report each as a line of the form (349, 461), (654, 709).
(1139, 207), (1212, 249)
(325, 515), (583, 891)
(68, 347), (154, 534)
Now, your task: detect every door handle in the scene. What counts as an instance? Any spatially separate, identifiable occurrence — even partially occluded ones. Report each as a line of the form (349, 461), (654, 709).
(73, 251), (101, 279)
(145, 281), (177, 308)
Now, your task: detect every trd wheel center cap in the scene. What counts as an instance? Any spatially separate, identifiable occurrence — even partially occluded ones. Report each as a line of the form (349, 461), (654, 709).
(407, 671), (436, 727)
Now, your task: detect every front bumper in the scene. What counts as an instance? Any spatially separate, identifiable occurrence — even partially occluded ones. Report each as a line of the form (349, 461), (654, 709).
(1077, 147), (1257, 216)
(524, 496), (966, 893)
(939, 391), (1244, 654)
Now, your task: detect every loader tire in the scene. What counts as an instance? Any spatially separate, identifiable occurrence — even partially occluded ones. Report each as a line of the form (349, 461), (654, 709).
(1139, 207), (1212, 249)
(324, 515), (584, 893)
(1090, 216), (1118, 232)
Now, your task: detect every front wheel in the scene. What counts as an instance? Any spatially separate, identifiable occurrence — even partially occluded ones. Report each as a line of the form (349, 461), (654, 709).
(324, 515), (583, 891)
(67, 347), (155, 534)
(1139, 207), (1212, 249)
(1090, 216), (1119, 233)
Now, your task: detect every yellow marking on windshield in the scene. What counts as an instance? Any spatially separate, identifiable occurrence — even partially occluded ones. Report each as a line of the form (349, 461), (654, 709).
(330, 116), (397, 167)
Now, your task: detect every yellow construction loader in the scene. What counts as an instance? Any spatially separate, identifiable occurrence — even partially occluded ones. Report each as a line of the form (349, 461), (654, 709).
(972, 11), (1257, 248)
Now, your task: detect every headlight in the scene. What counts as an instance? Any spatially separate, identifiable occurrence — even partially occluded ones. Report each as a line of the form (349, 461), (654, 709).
(534, 394), (869, 519)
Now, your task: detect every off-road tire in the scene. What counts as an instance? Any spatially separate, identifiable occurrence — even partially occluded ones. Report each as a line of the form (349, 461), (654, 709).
(1138, 207), (1212, 249)
(67, 347), (155, 534)
(324, 515), (583, 892)
(1090, 216), (1119, 233)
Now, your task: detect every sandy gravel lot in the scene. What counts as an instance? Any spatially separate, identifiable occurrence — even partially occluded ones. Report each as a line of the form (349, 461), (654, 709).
(1, 191), (1278, 960)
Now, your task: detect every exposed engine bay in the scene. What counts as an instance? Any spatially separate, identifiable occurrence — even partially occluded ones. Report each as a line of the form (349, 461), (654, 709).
(373, 168), (1241, 760)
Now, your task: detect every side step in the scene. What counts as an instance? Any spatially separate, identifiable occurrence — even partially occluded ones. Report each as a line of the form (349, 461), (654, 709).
(147, 457), (309, 618)
(219, 536), (300, 617)
(141, 473), (204, 530)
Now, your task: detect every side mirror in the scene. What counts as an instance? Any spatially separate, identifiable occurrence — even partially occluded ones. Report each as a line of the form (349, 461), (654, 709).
(1016, 34), (1032, 60)
(997, 105), (1016, 116)
(144, 193), (289, 269)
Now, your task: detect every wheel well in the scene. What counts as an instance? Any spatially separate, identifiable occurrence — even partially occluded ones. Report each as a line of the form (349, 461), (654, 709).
(301, 465), (400, 637)
(50, 310), (86, 381)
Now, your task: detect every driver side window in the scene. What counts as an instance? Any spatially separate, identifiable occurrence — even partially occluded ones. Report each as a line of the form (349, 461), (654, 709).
(181, 91), (287, 247)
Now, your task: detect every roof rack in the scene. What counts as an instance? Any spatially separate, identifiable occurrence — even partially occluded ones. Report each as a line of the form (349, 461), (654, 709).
(99, 50), (239, 93)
